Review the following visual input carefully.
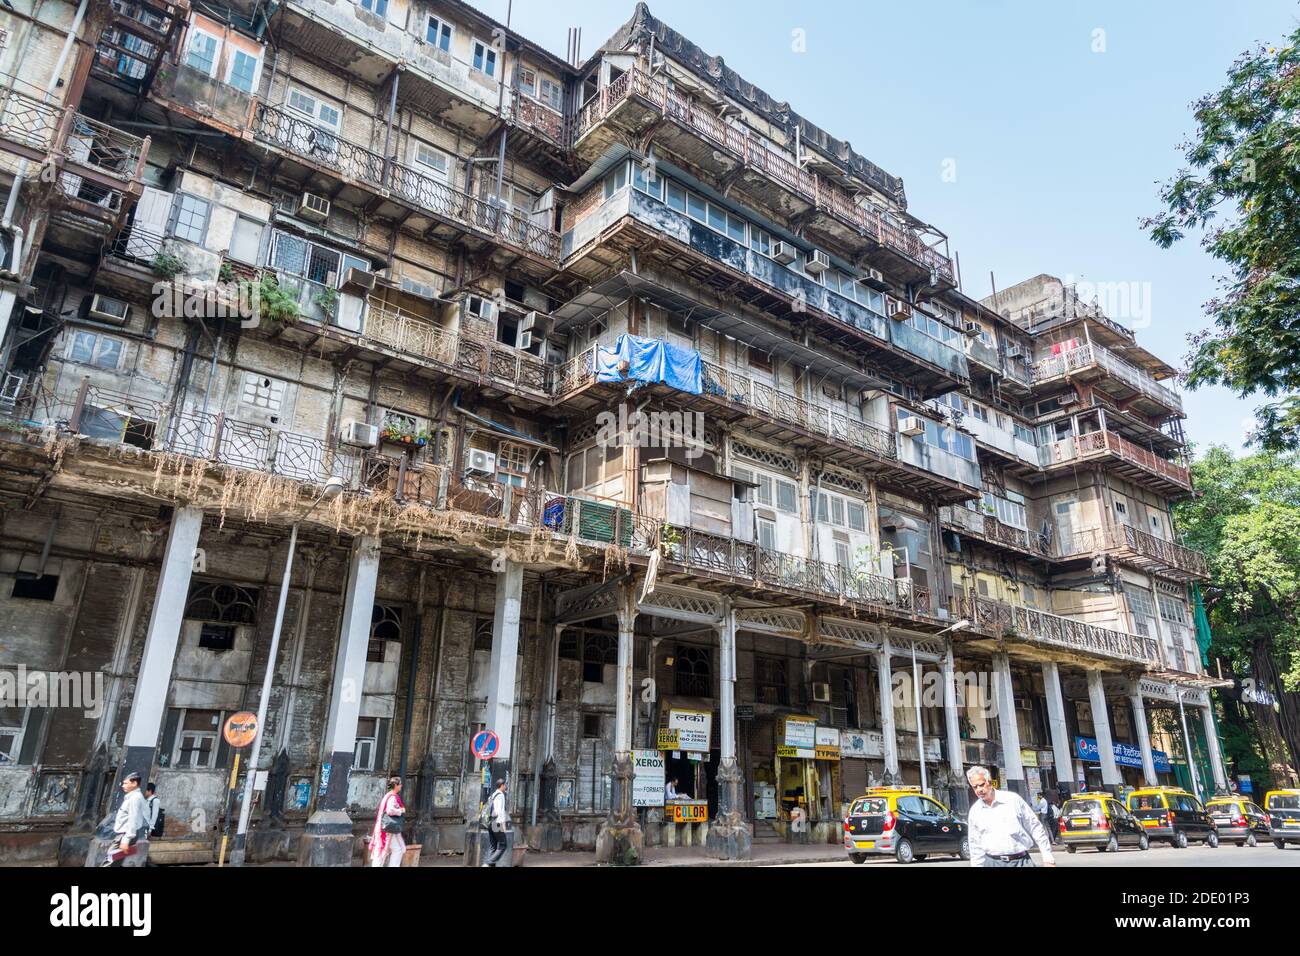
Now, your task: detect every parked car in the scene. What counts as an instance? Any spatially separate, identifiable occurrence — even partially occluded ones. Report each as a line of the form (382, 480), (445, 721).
(1264, 789), (1300, 849)
(843, 787), (968, 864)
(1126, 786), (1219, 848)
(1205, 796), (1270, 847)
(1059, 792), (1150, 853)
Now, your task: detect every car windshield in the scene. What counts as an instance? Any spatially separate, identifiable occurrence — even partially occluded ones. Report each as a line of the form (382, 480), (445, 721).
(1268, 794), (1300, 811)
(1063, 799), (1102, 816)
(1130, 794), (1163, 810)
(1207, 802), (1238, 812)
(850, 798), (888, 815)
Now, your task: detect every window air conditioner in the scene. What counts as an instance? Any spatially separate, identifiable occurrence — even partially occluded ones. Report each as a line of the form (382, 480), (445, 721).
(298, 192), (331, 223)
(899, 416), (925, 437)
(860, 267), (888, 291)
(963, 322), (982, 337)
(1004, 346), (1023, 359)
(887, 297), (913, 321)
(341, 267), (375, 293)
(467, 448), (497, 475)
(771, 241), (797, 265)
(89, 294), (130, 325)
(340, 420), (379, 448)
(811, 682), (831, 703)
(805, 249), (830, 275)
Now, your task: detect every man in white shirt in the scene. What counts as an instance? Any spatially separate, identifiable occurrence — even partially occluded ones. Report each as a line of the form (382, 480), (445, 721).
(484, 778), (511, 867)
(966, 766), (1055, 868)
(664, 777), (679, 802)
(106, 772), (148, 866)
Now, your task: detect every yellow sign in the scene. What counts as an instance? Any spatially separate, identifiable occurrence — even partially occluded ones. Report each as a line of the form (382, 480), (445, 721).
(815, 745), (841, 761)
(776, 745), (815, 758)
(1020, 749), (1039, 768)
(668, 802), (708, 823)
(656, 729), (680, 750)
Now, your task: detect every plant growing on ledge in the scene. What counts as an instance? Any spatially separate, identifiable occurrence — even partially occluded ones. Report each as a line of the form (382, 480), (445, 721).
(658, 522), (681, 557)
(312, 285), (339, 319)
(219, 261), (234, 283)
(253, 274), (299, 328)
(152, 253), (185, 279)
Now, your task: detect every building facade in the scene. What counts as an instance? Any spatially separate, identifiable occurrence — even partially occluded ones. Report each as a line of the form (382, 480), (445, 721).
(0, 0), (1228, 865)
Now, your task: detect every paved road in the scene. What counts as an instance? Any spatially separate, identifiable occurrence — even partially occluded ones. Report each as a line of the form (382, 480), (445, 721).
(781, 842), (1300, 867)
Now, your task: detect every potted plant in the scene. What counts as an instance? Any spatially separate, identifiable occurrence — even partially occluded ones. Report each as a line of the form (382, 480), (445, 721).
(658, 522), (681, 557)
(380, 422), (428, 448)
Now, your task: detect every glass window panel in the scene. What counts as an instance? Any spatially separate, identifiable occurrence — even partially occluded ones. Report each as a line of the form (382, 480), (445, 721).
(228, 50), (259, 93)
(687, 192), (706, 222)
(706, 203), (726, 233)
(666, 182), (687, 212)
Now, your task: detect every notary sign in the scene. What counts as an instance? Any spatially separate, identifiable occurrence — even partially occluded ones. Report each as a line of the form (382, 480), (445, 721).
(632, 750), (665, 808)
(656, 708), (711, 752)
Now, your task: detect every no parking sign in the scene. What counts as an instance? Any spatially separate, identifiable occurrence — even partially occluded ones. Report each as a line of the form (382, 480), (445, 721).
(472, 729), (499, 761)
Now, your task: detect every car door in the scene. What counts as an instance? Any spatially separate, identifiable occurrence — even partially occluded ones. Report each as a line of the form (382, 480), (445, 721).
(921, 796), (960, 851)
(1111, 800), (1140, 845)
(896, 796), (935, 849)
(1248, 803), (1268, 835)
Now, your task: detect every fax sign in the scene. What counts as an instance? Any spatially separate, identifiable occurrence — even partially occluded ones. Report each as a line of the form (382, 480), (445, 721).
(472, 730), (500, 760)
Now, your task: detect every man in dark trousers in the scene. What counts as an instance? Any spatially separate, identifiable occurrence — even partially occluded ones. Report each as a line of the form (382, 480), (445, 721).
(484, 778), (511, 867)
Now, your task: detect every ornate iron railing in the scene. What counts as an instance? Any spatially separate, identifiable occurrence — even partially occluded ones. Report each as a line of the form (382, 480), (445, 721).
(953, 593), (1161, 666)
(1068, 430), (1191, 489)
(1033, 343), (1183, 413)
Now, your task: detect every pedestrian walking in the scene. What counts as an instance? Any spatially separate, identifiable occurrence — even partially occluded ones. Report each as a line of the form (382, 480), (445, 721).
(144, 782), (164, 866)
(1034, 791), (1051, 841)
(1048, 796), (1062, 845)
(103, 772), (147, 866)
(484, 778), (510, 867)
(966, 766), (1056, 868)
(369, 776), (407, 867)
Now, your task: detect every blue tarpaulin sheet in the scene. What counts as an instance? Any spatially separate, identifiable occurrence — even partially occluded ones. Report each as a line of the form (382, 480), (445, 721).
(594, 334), (702, 394)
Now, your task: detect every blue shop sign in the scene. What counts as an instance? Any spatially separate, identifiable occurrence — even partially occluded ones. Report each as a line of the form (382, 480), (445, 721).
(1074, 736), (1171, 774)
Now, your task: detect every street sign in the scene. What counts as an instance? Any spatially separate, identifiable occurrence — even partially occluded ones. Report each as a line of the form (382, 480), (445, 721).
(471, 729), (499, 760)
(223, 711), (258, 748)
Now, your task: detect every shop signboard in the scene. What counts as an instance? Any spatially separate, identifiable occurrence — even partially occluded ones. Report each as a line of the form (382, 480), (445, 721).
(1074, 736), (1171, 773)
(632, 749), (665, 808)
(658, 709), (712, 752)
(668, 801), (708, 823)
(782, 716), (816, 752)
(1039, 751), (1054, 770)
(840, 730), (885, 759)
(1020, 749), (1039, 768)
(815, 727), (841, 761)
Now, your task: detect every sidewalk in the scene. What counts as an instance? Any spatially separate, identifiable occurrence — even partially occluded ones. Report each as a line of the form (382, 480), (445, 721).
(422, 841), (847, 868)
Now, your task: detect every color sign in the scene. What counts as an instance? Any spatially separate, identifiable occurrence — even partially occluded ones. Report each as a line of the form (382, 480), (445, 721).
(222, 711), (258, 748)
(472, 729), (499, 760)
(1074, 736), (1171, 773)
(632, 750), (665, 807)
(668, 802), (708, 823)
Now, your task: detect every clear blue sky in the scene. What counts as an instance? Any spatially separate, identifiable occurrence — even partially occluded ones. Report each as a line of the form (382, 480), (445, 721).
(479, 0), (1300, 456)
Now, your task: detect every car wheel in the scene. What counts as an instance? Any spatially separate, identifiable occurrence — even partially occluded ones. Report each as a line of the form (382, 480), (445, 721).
(1106, 834), (1120, 853)
(1139, 834), (1150, 851)
(1174, 830), (1188, 849)
(849, 853), (867, 864)
(1066, 845), (1077, 854)
(895, 838), (915, 865)
(1275, 839), (1287, 850)
(1207, 831), (1219, 849)
(1246, 832), (1257, 848)
(959, 838), (970, 861)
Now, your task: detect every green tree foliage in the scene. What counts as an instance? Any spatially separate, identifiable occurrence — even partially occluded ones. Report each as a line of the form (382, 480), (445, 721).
(1177, 446), (1300, 784)
(1145, 32), (1300, 449)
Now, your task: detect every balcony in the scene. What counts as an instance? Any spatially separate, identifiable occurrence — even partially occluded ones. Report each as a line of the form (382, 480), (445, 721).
(941, 505), (1050, 559)
(551, 346), (979, 503)
(895, 431), (981, 491)
(572, 66), (954, 285)
(1034, 343), (1184, 417)
(1057, 526), (1209, 581)
(151, 60), (257, 135)
(659, 523), (934, 619)
(250, 102), (560, 264)
(953, 594), (1161, 667)
(561, 186), (967, 394)
(1042, 430), (1192, 495)
(959, 415), (1040, 470)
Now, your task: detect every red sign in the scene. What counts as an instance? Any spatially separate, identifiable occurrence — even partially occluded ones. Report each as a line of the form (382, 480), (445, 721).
(471, 730), (499, 760)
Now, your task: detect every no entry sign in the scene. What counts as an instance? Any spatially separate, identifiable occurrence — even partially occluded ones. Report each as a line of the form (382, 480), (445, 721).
(471, 729), (499, 760)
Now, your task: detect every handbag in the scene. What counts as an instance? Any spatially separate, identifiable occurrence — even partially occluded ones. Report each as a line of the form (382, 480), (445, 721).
(382, 813), (404, 834)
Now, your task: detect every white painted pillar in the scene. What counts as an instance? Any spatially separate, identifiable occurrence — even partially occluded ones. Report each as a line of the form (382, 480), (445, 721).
(120, 506), (203, 778)
(992, 653), (1025, 792)
(485, 558), (524, 764)
(1087, 669), (1123, 790)
(1176, 690), (1203, 799)
(1201, 703), (1228, 792)
(718, 608), (737, 762)
(614, 599), (637, 754)
(877, 638), (899, 778)
(942, 647), (963, 776)
(318, 535), (381, 811)
(1042, 662), (1076, 792)
(1129, 684), (1159, 786)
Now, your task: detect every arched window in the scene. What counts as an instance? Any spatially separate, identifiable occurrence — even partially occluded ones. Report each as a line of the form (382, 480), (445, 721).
(674, 645), (711, 697)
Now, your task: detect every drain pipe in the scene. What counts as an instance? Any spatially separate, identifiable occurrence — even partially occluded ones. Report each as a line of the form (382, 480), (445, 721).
(1, 0), (91, 359)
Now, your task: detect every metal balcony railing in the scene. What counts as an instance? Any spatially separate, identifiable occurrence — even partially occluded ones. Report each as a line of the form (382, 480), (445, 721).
(942, 505), (1050, 557)
(1033, 343), (1183, 413)
(251, 102), (561, 261)
(0, 82), (148, 186)
(953, 594), (1161, 666)
(1057, 525), (1209, 578)
(574, 66), (953, 281)
(1070, 430), (1192, 489)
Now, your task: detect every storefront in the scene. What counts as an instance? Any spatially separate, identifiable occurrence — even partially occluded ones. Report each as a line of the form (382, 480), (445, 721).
(1074, 736), (1172, 793)
(656, 706), (713, 826)
(1020, 748), (1060, 800)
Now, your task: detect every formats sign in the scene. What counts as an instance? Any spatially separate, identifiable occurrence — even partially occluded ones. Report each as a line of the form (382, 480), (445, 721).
(632, 749), (665, 807)
(658, 709), (711, 752)
(1074, 736), (1172, 774)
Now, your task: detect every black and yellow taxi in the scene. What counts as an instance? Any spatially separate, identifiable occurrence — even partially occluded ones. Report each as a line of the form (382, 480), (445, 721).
(1126, 786), (1219, 848)
(1264, 789), (1300, 849)
(1205, 795), (1271, 847)
(1058, 792), (1150, 853)
(842, 787), (969, 865)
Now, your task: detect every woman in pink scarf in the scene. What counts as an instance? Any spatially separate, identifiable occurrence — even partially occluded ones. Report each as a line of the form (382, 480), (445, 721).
(369, 776), (406, 867)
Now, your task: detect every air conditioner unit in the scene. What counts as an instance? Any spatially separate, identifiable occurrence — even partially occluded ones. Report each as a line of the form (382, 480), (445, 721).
(887, 297), (913, 321)
(811, 682), (831, 703)
(860, 267), (888, 291)
(466, 448), (497, 475)
(341, 267), (375, 293)
(771, 241), (797, 265)
(804, 249), (830, 275)
(899, 416), (925, 436)
(89, 293), (130, 325)
(963, 322), (982, 337)
(297, 192), (330, 223)
(1059, 390), (1080, 406)
(519, 310), (552, 336)
(1004, 346), (1023, 359)
(340, 420), (379, 448)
